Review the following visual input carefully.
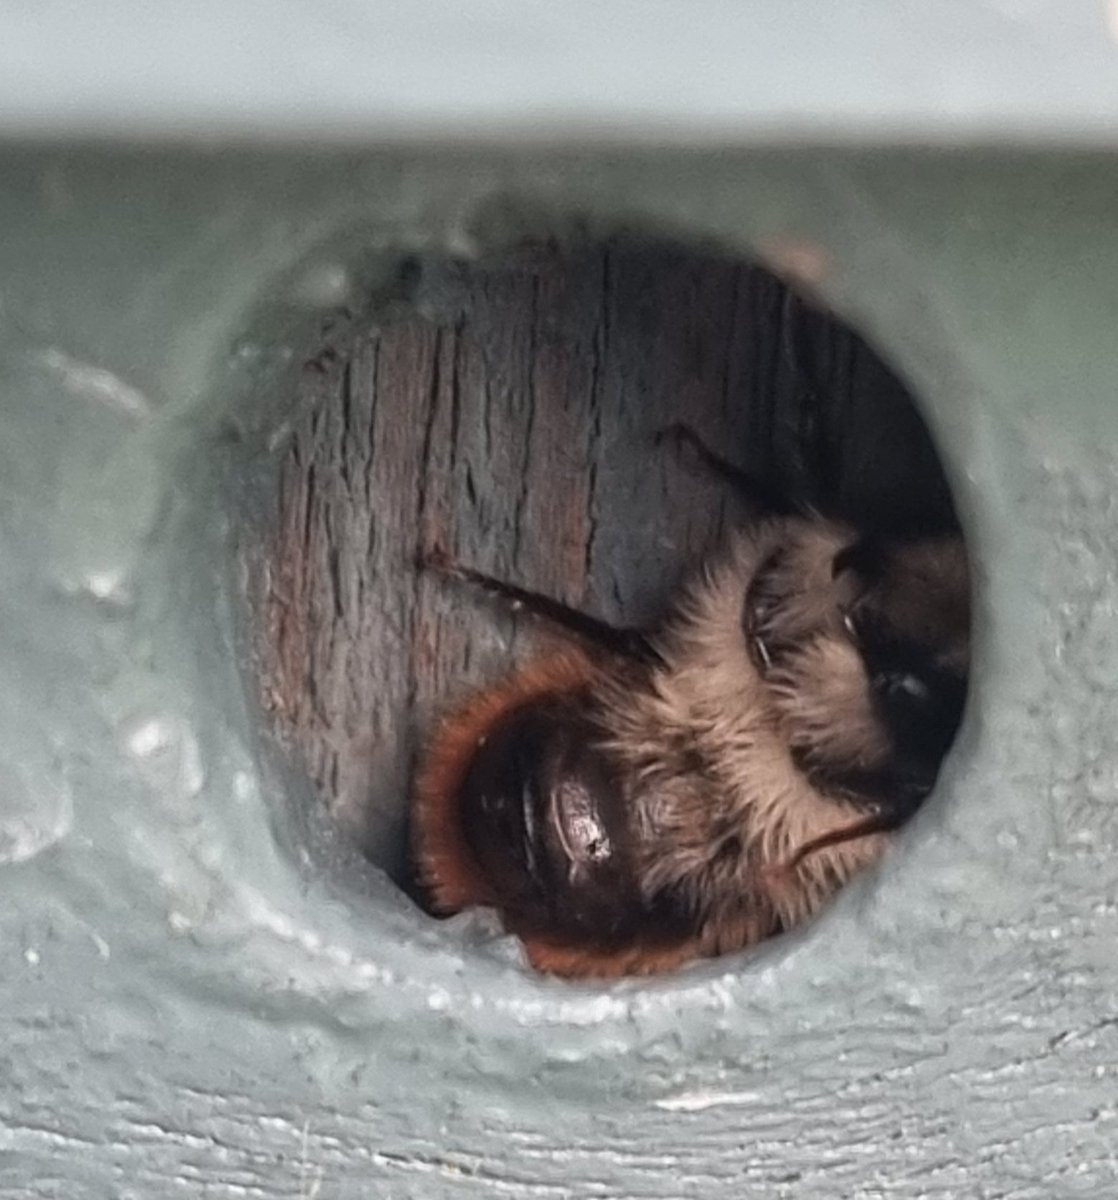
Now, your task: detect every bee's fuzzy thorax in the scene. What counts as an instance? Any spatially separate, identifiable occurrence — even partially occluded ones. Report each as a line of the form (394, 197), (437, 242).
(598, 516), (894, 935)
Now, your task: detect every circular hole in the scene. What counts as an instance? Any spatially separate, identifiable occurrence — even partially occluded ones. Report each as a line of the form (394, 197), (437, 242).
(251, 232), (969, 978)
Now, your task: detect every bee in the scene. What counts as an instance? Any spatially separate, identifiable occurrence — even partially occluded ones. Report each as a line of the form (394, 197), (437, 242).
(411, 425), (970, 978)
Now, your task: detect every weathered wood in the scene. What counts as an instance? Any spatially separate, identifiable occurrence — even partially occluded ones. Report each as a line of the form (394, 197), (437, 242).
(261, 239), (955, 880)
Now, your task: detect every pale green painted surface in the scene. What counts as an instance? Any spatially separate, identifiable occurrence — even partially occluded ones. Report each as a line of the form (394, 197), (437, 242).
(3, 0), (1118, 146)
(1, 146), (1117, 1195)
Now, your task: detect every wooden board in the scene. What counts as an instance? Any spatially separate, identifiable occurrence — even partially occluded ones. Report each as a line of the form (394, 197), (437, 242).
(261, 238), (957, 880)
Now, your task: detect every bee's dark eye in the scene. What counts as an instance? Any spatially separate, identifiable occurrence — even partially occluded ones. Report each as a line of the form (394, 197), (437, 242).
(832, 538), (885, 582)
(883, 672), (930, 703)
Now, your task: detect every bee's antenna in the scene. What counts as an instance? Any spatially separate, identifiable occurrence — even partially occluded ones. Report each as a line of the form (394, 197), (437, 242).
(418, 546), (662, 666)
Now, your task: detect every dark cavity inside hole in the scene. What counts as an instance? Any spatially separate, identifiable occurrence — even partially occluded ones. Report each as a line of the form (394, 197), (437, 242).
(260, 236), (959, 892)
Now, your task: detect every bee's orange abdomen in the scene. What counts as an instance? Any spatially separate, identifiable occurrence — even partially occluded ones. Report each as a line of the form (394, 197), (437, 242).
(411, 650), (596, 916)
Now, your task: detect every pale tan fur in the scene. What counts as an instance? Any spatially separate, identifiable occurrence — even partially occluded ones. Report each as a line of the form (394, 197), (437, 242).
(768, 636), (893, 772)
(597, 516), (898, 945)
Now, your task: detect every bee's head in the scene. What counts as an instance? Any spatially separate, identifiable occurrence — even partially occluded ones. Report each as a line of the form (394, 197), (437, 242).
(752, 526), (970, 814)
(835, 535), (970, 793)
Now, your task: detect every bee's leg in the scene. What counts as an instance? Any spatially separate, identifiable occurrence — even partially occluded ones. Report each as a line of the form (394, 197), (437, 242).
(759, 817), (886, 903)
(420, 548), (660, 665)
(767, 808), (903, 878)
(655, 422), (794, 515)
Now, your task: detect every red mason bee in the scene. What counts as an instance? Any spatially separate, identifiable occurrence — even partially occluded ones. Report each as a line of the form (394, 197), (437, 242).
(412, 426), (970, 978)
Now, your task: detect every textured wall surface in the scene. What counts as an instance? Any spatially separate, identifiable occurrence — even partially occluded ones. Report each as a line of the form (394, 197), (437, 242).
(1, 145), (1117, 1197)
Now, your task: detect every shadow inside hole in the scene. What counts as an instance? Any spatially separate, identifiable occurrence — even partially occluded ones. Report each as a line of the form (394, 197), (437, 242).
(260, 235), (959, 893)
